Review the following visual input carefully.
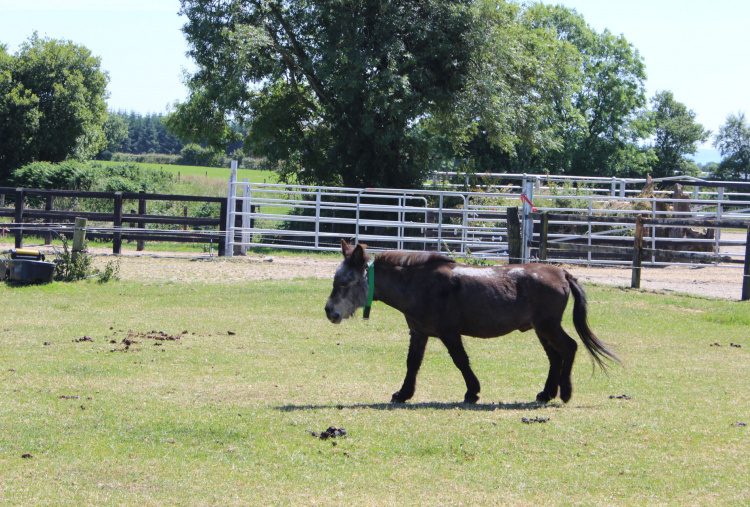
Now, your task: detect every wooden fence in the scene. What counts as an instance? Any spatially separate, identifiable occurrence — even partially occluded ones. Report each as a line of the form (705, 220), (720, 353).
(0, 187), (228, 255)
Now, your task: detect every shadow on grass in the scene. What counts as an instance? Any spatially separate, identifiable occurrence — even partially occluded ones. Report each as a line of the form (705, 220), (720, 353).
(275, 400), (561, 412)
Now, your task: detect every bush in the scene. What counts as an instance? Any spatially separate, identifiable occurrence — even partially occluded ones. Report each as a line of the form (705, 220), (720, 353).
(54, 237), (120, 283)
(179, 144), (227, 167)
(11, 161), (90, 190)
(11, 161), (173, 193)
(110, 153), (181, 165)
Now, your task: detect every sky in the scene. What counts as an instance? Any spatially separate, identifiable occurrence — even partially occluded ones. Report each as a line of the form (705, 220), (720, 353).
(2, 0), (749, 163)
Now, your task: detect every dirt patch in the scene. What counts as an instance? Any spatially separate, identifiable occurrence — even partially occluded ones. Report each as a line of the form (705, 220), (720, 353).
(567, 264), (745, 300)
(99, 252), (743, 300)
(89, 249), (342, 284)
(521, 417), (549, 424)
(107, 329), (187, 352)
(308, 427), (347, 439)
(11, 238), (747, 299)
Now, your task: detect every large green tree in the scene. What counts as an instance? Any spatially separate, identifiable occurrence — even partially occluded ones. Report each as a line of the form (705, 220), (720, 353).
(0, 34), (109, 182)
(429, 0), (582, 174)
(648, 90), (709, 178)
(168, 0), (476, 188)
(521, 4), (650, 177)
(713, 111), (750, 181)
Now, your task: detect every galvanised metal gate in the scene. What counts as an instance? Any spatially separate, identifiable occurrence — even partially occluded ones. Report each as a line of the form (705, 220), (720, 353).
(225, 167), (749, 267)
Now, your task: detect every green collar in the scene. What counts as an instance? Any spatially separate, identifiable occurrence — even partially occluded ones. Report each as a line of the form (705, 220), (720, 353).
(363, 260), (375, 319)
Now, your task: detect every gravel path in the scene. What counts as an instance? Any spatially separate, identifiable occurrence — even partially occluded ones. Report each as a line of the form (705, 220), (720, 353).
(7, 233), (746, 300)
(90, 248), (745, 300)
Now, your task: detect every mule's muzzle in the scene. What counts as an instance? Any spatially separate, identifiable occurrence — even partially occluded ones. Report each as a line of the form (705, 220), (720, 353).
(325, 303), (342, 324)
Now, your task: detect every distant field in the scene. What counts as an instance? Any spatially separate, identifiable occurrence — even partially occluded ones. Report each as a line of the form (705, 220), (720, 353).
(96, 160), (278, 185)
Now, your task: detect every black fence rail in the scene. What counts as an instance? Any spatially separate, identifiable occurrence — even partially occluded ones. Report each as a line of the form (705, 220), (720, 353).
(0, 187), (228, 255)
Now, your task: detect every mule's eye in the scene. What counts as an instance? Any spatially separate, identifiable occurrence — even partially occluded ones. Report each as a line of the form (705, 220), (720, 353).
(341, 281), (351, 288)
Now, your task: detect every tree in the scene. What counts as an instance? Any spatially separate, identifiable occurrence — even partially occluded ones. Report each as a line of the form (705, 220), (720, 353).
(713, 112), (750, 181)
(648, 91), (709, 178)
(429, 1), (582, 174)
(0, 43), (41, 176)
(0, 34), (109, 182)
(521, 5), (649, 177)
(168, 0), (476, 188)
(111, 111), (186, 155)
(101, 113), (129, 154)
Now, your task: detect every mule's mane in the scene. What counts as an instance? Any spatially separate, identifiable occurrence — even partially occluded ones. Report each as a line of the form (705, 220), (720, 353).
(375, 250), (456, 268)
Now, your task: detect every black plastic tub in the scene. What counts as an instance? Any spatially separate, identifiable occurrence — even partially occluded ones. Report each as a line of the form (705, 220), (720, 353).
(0, 258), (56, 284)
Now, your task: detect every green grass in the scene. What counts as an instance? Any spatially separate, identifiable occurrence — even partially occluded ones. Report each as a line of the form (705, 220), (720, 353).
(0, 275), (748, 505)
(96, 160), (278, 186)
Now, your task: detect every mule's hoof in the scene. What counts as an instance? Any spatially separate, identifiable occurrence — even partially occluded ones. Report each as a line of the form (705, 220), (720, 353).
(559, 383), (572, 403)
(391, 391), (409, 403)
(463, 393), (480, 404)
(536, 391), (552, 403)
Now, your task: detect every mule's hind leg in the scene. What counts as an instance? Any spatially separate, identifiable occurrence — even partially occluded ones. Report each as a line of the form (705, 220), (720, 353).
(556, 329), (578, 402)
(441, 334), (481, 404)
(534, 321), (578, 403)
(391, 330), (428, 403)
(535, 336), (562, 403)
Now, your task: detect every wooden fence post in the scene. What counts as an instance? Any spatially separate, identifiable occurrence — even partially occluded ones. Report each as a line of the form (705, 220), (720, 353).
(137, 190), (146, 252)
(539, 211), (549, 262)
(507, 207), (521, 264)
(218, 199), (227, 257)
(14, 188), (24, 248)
(113, 191), (123, 255)
(631, 215), (644, 289)
(44, 195), (53, 245)
(742, 225), (750, 301)
(72, 217), (87, 264)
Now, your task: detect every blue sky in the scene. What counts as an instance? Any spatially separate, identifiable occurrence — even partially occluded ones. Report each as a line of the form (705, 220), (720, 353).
(3, 0), (748, 162)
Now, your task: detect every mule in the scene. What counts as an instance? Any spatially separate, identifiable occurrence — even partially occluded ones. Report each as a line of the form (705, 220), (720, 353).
(324, 240), (618, 404)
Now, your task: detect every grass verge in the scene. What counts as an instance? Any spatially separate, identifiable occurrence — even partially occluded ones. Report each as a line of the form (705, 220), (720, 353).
(0, 276), (747, 505)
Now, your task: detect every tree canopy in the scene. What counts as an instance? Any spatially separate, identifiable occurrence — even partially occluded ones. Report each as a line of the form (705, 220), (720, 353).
(0, 33), (109, 182)
(170, 0), (674, 186)
(713, 112), (750, 181)
(515, 4), (650, 177)
(648, 90), (709, 178)
(429, 0), (582, 173)
(169, 0), (477, 188)
(113, 111), (185, 155)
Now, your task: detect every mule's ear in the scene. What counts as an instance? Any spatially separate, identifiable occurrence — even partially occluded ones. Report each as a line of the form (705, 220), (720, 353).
(350, 243), (367, 267)
(340, 238), (352, 258)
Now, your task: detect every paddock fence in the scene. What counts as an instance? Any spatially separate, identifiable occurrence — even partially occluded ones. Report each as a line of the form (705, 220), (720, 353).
(225, 172), (747, 258)
(0, 187), (228, 255)
(223, 169), (750, 298)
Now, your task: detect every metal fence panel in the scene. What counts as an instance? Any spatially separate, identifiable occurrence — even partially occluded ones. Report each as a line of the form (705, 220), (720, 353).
(225, 176), (749, 268)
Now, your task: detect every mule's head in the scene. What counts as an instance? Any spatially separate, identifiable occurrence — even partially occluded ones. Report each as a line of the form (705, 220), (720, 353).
(325, 239), (370, 324)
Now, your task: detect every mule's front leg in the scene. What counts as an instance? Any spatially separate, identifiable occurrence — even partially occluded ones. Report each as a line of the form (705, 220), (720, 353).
(443, 334), (481, 404)
(391, 331), (428, 403)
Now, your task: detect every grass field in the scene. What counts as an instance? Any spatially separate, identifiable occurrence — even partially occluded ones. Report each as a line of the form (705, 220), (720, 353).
(0, 271), (748, 505)
(96, 160), (278, 186)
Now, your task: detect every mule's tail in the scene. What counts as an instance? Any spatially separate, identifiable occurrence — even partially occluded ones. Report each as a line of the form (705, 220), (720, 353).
(565, 271), (619, 370)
